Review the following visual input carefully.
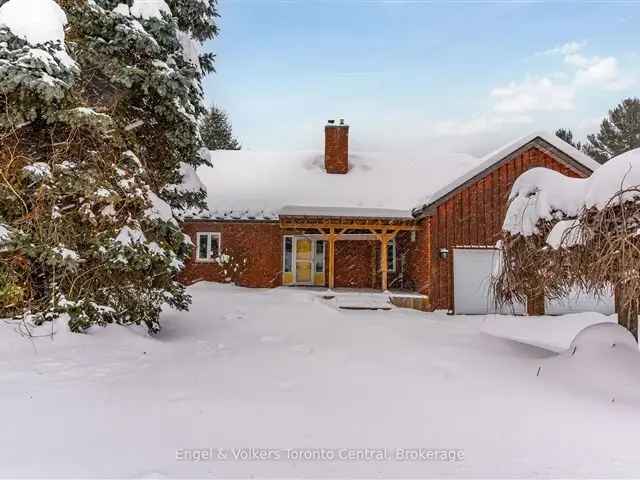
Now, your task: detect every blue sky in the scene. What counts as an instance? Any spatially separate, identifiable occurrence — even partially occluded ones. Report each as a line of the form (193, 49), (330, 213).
(203, 0), (639, 155)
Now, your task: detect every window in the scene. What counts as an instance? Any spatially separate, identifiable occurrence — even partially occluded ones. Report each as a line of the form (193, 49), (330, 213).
(315, 240), (325, 273)
(196, 232), (221, 262)
(283, 236), (293, 273)
(387, 239), (397, 273)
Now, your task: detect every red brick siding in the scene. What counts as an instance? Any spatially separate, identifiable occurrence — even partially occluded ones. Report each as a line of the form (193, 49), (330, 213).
(179, 221), (282, 288)
(334, 240), (372, 288)
(429, 146), (590, 311)
(325, 125), (349, 174)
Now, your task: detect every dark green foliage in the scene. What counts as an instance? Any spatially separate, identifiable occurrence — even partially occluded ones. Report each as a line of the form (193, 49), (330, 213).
(0, 0), (218, 334)
(585, 98), (640, 164)
(555, 128), (583, 151)
(200, 105), (241, 150)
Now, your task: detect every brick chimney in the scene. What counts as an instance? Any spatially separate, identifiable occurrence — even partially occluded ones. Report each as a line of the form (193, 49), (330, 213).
(324, 119), (349, 174)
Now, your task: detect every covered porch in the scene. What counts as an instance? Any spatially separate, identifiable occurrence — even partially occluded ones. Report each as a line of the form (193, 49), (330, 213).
(279, 206), (420, 292)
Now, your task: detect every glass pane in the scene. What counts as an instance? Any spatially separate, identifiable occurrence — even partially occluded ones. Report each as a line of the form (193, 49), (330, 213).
(387, 241), (396, 272)
(315, 241), (324, 273)
(211, 235), (220, 259)
(198, 234), (208, 259)
(284, 237), (293, 272)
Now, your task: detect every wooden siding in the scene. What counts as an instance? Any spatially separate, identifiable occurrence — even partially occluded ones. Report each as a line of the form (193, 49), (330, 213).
(429, 146), (588, 311)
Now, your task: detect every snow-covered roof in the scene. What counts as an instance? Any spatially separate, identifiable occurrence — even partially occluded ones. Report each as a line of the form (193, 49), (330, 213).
(195, 150), (480, 221)
(413, 131), (601, 216)
(280, 205), (414, 220)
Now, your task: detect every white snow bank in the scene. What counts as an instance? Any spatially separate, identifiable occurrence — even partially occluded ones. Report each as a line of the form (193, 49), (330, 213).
(504, 148), (640, 236)
(482, 312), (615, 352)
(570, 322), (637, 351)
(2, 283), (640, 478)
(195, 150), (479, 220)
(540, 323), (640, 406)
(0, 0), (67, 45)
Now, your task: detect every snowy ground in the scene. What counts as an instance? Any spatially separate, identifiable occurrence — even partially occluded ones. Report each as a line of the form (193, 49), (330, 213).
(2, 283), (640, 478)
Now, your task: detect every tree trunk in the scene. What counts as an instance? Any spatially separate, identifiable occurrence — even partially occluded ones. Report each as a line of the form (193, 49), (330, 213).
(526, 289), (545, 316)
(616, 285), (639, 341)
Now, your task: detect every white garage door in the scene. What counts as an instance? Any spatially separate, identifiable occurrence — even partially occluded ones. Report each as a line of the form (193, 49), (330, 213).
(453, 247), (616, 315)
(453, 248), (526, 315)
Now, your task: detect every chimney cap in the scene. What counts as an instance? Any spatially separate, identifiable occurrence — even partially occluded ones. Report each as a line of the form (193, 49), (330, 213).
(326, 118), (347, 127)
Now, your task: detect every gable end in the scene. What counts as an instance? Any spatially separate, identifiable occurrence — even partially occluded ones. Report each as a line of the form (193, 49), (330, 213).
(413, 137), (595, 219)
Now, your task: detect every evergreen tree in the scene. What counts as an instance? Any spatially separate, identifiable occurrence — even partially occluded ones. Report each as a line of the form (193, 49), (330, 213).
(585, 98), (640, 164)
(0, 0), (218, 334)
(200, 105), (241, 150)
(555, 128), (583, 151)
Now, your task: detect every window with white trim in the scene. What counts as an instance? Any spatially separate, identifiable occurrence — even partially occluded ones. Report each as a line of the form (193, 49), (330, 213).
(387, 239), (397, 273)
(196, 232), (221, 262)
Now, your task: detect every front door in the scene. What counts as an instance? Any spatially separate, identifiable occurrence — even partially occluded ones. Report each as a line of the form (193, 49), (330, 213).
(295, 238), (313, 284)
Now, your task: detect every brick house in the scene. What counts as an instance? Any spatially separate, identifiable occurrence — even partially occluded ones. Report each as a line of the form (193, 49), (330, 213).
(180, 121), (601, 314)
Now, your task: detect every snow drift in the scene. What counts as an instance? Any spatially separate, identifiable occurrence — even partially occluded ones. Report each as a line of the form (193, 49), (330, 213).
(539, 323), (640, 406)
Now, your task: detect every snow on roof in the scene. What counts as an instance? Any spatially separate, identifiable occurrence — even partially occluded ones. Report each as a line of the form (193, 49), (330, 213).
(280, 205), (414, 220)
(414, 131), (601, 215)
(194, 150), (480, 221)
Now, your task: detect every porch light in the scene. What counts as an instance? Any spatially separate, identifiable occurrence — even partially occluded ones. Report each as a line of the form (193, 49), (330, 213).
(439, 248), (449, 259)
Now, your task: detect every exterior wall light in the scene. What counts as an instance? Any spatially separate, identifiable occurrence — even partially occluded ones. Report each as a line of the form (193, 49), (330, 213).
(439, 248), (449, 259)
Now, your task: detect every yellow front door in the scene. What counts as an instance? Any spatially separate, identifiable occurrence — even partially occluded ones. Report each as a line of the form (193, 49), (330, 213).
(295, 238), (313, 284)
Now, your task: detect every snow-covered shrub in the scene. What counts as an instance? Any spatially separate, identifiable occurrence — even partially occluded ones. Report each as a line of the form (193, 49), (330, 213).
(496, 148), (640, 339)
(215, 250), (249, 285)
(0, 0), (218, 334)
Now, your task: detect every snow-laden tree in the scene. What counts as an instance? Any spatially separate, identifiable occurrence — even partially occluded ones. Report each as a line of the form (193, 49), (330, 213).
(0, 0), (218, 334)
(495, 148), (640, 340)
(201, 105), (241, 150)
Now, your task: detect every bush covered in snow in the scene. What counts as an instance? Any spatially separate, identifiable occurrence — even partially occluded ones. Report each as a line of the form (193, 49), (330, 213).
(0, 0), (218, 333)
(496, 148), (640, 339)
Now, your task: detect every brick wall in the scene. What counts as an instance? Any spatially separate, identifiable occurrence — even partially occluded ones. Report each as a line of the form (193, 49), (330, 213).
(179, 221), (282, 288)
(334, 240), (373, 288)
(324, 124), (349, 174)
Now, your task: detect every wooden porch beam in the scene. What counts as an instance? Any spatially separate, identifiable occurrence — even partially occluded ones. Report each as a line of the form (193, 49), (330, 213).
(281, 222), (418, 232)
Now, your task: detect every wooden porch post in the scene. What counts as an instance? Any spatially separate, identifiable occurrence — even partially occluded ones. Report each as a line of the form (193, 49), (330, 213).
(380, 233), (389, 291)
(328, 228), (336, 290)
